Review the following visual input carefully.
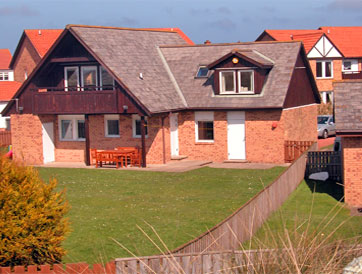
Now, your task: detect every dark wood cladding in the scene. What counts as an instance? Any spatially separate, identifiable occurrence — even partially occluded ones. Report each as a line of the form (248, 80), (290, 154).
(32, 88), (140, 115)
(283, 53), (317, 108)
(342, 71), (362, 80)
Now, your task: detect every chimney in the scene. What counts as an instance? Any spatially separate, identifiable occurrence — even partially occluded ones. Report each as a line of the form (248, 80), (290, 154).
(204, 40), (211, 45)
(290, 35), (293, 40)
(327, 29), (330, 34)
(38, 30), (42, 35)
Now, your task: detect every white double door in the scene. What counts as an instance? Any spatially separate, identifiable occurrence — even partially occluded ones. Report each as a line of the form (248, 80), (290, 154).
(42, 122), (55, 163)
(227, 111), (246, 160)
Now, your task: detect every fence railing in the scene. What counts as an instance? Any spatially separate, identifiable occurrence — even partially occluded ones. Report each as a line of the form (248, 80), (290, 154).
(306, 151), (342, 181)
(167, 142), (318, 254)
(284, 140), (314, 163)
(0, 131), (11, 147)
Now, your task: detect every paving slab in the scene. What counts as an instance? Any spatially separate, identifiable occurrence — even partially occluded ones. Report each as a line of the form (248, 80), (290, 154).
(207, 162), (290, 169)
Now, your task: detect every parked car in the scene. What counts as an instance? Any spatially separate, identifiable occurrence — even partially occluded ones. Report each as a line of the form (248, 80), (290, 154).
(317, 115), (336, 138)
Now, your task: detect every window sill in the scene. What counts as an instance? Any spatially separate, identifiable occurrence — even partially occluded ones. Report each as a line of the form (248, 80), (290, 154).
(316, 77), (333, 79)
(105, 135), (120, 138)
(195, 141), (214, 145)
(59, 139), (85, 142)
(133, 135), (149, 139)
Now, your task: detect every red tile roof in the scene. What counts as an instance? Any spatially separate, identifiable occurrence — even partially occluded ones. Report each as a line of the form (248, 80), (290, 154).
(24, 29), (63, 58)
(262, 27), (362, 57)
(0, 49), (12, 70)
(0, 81), (22, 101)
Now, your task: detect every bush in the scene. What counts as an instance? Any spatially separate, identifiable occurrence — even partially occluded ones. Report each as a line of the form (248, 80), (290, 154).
(0, 157), (69, 267)
(318, 102), (333, 115)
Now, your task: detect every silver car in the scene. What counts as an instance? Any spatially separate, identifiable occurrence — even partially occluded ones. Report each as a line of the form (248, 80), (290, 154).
(317, 115), (336, 138)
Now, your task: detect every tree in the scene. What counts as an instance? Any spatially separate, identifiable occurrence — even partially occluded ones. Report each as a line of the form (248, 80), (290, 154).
(0, 157), (69, 267)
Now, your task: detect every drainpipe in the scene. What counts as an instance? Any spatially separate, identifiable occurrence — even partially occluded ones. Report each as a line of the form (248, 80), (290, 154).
(140, 116), (146, 167)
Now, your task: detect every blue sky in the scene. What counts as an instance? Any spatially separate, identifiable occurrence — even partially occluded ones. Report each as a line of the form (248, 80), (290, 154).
(1, 0), (362, 53)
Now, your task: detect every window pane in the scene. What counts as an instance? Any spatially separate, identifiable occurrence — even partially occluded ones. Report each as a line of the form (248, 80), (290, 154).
(61, 120), (73, 139)
(135, 120), (148, 136)
(107, 120), (119, 136)
(101, 67), (114, 89)
(77, 120), (85, 139)
(82, 67), (97, 89)
(316, 62), (322, 77)
(66, 68), (79, 90)
(239, 71), (253, 91)
(325, 62), (332, 77)
(197, 67), (209, 77)
(343, 61), (351, 70)
(5, 119), (10, 131)
(198, 121), (214, 140)
(221, 72), (235, 92)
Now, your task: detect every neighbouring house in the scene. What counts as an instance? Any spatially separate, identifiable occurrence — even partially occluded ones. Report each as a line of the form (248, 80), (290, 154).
(2, 25), (320, 166)
(334, 80), (362, 213)
(0, 49), (21, 131)
(9, 29), (63, 83)
(256, 27), (362, 105)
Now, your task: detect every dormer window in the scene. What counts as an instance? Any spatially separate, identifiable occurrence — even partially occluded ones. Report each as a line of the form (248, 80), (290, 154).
(219, 70), (254, 94)
(220, 71), (236, 93)
(238, 70), (254, 93)
(196, 66), (209, 78)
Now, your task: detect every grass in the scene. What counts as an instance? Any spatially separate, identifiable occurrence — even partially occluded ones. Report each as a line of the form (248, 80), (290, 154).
(248, 180), (362, 248)
(38, 166), (285, 264)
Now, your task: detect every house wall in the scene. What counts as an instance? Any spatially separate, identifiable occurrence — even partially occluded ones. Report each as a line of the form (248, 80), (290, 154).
(343, 137), (362, 207)
(309, 59), (343, 92)
(282, 104), (318, 141)
(12, 36), (40, 83)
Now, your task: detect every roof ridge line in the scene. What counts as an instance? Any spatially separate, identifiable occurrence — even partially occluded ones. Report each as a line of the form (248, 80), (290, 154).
(66, 24), (179, 34)
(156, 46), (188, 108)
(160, 40), (302, 48)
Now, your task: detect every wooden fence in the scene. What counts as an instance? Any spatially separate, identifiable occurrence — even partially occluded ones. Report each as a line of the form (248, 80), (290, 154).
(0, 131), (11, 147)
(0, 262), (115, 274)
(284, 140), (314, 163)
(306, 151), (343, 181)
(168, 142), (318, 254)
(115, 245), (362, 273)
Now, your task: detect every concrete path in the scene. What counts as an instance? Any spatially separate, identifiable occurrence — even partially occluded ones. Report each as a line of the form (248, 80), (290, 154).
(207, 162), (290, 169)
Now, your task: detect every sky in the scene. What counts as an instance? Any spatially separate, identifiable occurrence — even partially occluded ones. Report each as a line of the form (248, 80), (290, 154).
(1, 0), (362, 54)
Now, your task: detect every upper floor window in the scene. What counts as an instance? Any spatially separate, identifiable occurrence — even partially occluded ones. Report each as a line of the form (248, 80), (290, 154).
(342, 59), (358, 72)
(196, 66), (209, 78)
(0, 72), (9, 81)
(316, 61), (333, 78)
(100, 67), (115, 90)
(64, 67), (79, 91)
(219, 70), (254, 94)
(81, 66), (98, 90)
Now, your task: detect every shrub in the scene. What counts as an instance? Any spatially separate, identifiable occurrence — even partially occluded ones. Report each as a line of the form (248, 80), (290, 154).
(0, 157), (69, 267)
(318, 102), (333, 115)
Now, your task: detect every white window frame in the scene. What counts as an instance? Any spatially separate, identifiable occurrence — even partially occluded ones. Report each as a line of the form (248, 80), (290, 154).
(132, 114), (148, 138)
(100, 67), (115, 90)
(64, 66), (80, 91)
(0, 72), (9, 81)
(238, 70), (254, 94)
(81, 66), (98, 90)
(58, 115), (85, 141)
(316, 60), (333, 79)
(195, 111), (214, 143)
(219, 70), (236, 94)
(342, 59), (358, 72)
(104, 114), (120, 137)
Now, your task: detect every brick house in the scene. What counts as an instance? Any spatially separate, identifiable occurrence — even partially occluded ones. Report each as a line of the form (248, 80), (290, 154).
(334, 80), (362, 212)
(256, 27), (362, 104)
(2, 25), (320, 166)
(0, 49), (21, 130)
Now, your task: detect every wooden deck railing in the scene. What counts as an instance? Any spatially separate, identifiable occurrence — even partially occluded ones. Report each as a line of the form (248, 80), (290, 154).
(0, 131), (11, 147)
(284, 141), (314, 163)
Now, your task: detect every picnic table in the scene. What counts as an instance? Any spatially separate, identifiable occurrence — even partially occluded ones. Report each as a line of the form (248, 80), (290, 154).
(93, 147), (141, 168)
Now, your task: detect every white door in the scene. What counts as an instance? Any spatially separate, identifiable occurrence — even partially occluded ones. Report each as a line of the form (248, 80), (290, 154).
(227, 111), (246, 160)
(42, 122), (55, 163)
(170, 113), (179, 156)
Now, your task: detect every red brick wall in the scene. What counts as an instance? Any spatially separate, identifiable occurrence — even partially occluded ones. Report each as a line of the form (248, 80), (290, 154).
(282, 104), (318, 141)
(12, 36), (41, 83)
(10, 114), (53, 165)
(309, 59), (342, 92)
(343, 137), (362, 207)
(178, 111), (228, 162)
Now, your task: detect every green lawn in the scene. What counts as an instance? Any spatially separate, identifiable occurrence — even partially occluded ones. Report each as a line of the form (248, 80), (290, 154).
(248, 180), (362, 249)
(38, 166), (285, 264)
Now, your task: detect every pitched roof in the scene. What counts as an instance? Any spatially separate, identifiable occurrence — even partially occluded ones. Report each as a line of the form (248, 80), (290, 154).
(69, 25), (190, 113)
(0, 49), (12, 70)
(24, 29), (63, 57)
(259, 27), (362, 57)
(334, 80), (362, 133)
(143, 28), (194, 45)
(319, 26), (362, 58)
(0, 81), (22, 101)
(160, 41), (303, 109)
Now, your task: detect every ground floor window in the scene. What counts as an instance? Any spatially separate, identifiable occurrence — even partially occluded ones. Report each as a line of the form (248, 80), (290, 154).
(132, 115), (148, 138)
(105, 115), (120, 137)
(58, 115), (85, 141)
(195, 112), (214, 142)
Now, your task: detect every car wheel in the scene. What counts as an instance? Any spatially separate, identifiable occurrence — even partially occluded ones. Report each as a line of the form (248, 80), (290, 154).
(323, 130), (328, 139)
